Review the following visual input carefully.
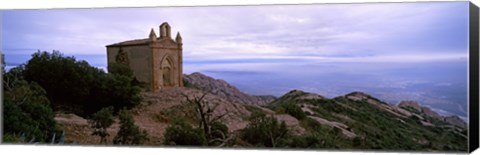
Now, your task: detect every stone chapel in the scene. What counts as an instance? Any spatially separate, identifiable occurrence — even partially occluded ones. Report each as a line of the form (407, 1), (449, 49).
(106, 22), (183, 91)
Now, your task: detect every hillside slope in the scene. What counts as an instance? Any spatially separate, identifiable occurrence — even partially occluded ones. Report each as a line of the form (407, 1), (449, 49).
(267, 90), (467, 151)
(55, 73), (468, 151)
(55, 86), (298, 145)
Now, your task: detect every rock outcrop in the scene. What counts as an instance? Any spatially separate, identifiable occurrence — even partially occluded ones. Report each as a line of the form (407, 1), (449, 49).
(398, 100), (422, 112)
(444, 115), (467, 129)
(420, 107), (442, 120)
(183, 72), (276, 105)
(269, 89), (325, 108)
(345, 92), (417, 119)
(398, 100), (466, 129)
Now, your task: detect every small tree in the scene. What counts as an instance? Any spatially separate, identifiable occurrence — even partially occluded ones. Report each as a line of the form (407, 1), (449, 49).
(89, 106), (114, 144)
(113, 109), (149, 145)
(182, 93), (232, 147)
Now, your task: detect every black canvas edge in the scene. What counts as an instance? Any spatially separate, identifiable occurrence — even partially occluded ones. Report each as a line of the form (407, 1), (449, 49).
(0, 12), (4, 144)
(469, 1), (480, 153)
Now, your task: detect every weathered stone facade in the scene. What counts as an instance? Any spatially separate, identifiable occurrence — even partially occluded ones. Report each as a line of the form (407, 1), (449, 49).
(106, 22), (183, 91)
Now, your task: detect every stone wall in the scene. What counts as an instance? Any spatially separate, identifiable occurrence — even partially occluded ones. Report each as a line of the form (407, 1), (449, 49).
(106, 45), (153, 86)
(151, 39), (182, 91)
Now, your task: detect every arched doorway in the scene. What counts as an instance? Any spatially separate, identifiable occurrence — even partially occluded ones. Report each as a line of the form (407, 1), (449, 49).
(161, 57), (174, 87)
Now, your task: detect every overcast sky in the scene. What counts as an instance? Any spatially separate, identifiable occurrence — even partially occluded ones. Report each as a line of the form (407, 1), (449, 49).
(2, 2), (468, 66)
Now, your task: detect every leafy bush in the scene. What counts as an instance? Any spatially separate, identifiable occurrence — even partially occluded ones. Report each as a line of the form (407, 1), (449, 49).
(209, 121), (228, 139)
(282, 103), (307, 120)
(183, 78), (192, 88)
(107, 63), (133, 77)
(300, 117), (323, 131)
(241, 111), (289, 147)
(99, 73), (142, 112)
(3, 101), (58, 143)
(23, 51), (95, 113)
(163, 119), (207, 146)
(3, 67), (58, 143)
(21, 51), (142, 116)
(113, 109), (149, 145)
(2, 133), (24, 143)
(288, 134), (323, 148)
(89, 106), (114, 144)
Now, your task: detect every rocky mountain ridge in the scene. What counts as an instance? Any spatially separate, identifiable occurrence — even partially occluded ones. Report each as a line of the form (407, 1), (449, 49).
(398, 100), (466, 128)
(183, 72), (467, 129)
(266, 88), (467, 150)
(183, 72), (276, 105)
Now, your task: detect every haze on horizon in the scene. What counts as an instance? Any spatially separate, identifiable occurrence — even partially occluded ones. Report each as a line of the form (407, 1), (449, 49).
(1, 2), (469, 119)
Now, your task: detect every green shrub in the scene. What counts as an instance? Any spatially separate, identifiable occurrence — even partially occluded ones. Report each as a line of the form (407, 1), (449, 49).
(113, 109), (149, 145)
(288, 134), (323, 148)
(183, 78), (193, 88)
(23, 51), (94, 113)
(89, 106), (114, 144)
(3, 101), (56, 143)
(2, 133), (23, 143)
(301, 117), (322, 131)
(241, 111), (289, 147)
(208, 121), (229, 144)
(3, 68), (58, 143)
(21, 51), (142, 116)
(281, 103), (306, 120)
(107, 63), (133, 77)
(163, 119), (207, 146)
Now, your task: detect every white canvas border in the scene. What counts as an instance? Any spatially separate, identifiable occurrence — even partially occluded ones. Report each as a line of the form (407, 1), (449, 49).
(0, 0), (478, 155)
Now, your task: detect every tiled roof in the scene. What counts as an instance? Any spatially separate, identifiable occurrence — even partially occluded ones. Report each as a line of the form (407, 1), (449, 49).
(106, 38), (150, 47)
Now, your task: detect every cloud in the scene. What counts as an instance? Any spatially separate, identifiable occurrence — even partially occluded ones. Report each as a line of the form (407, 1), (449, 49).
(1, 2), (470, 93)
(2, 2), (468, 60)
(186, 51), (467, 62)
